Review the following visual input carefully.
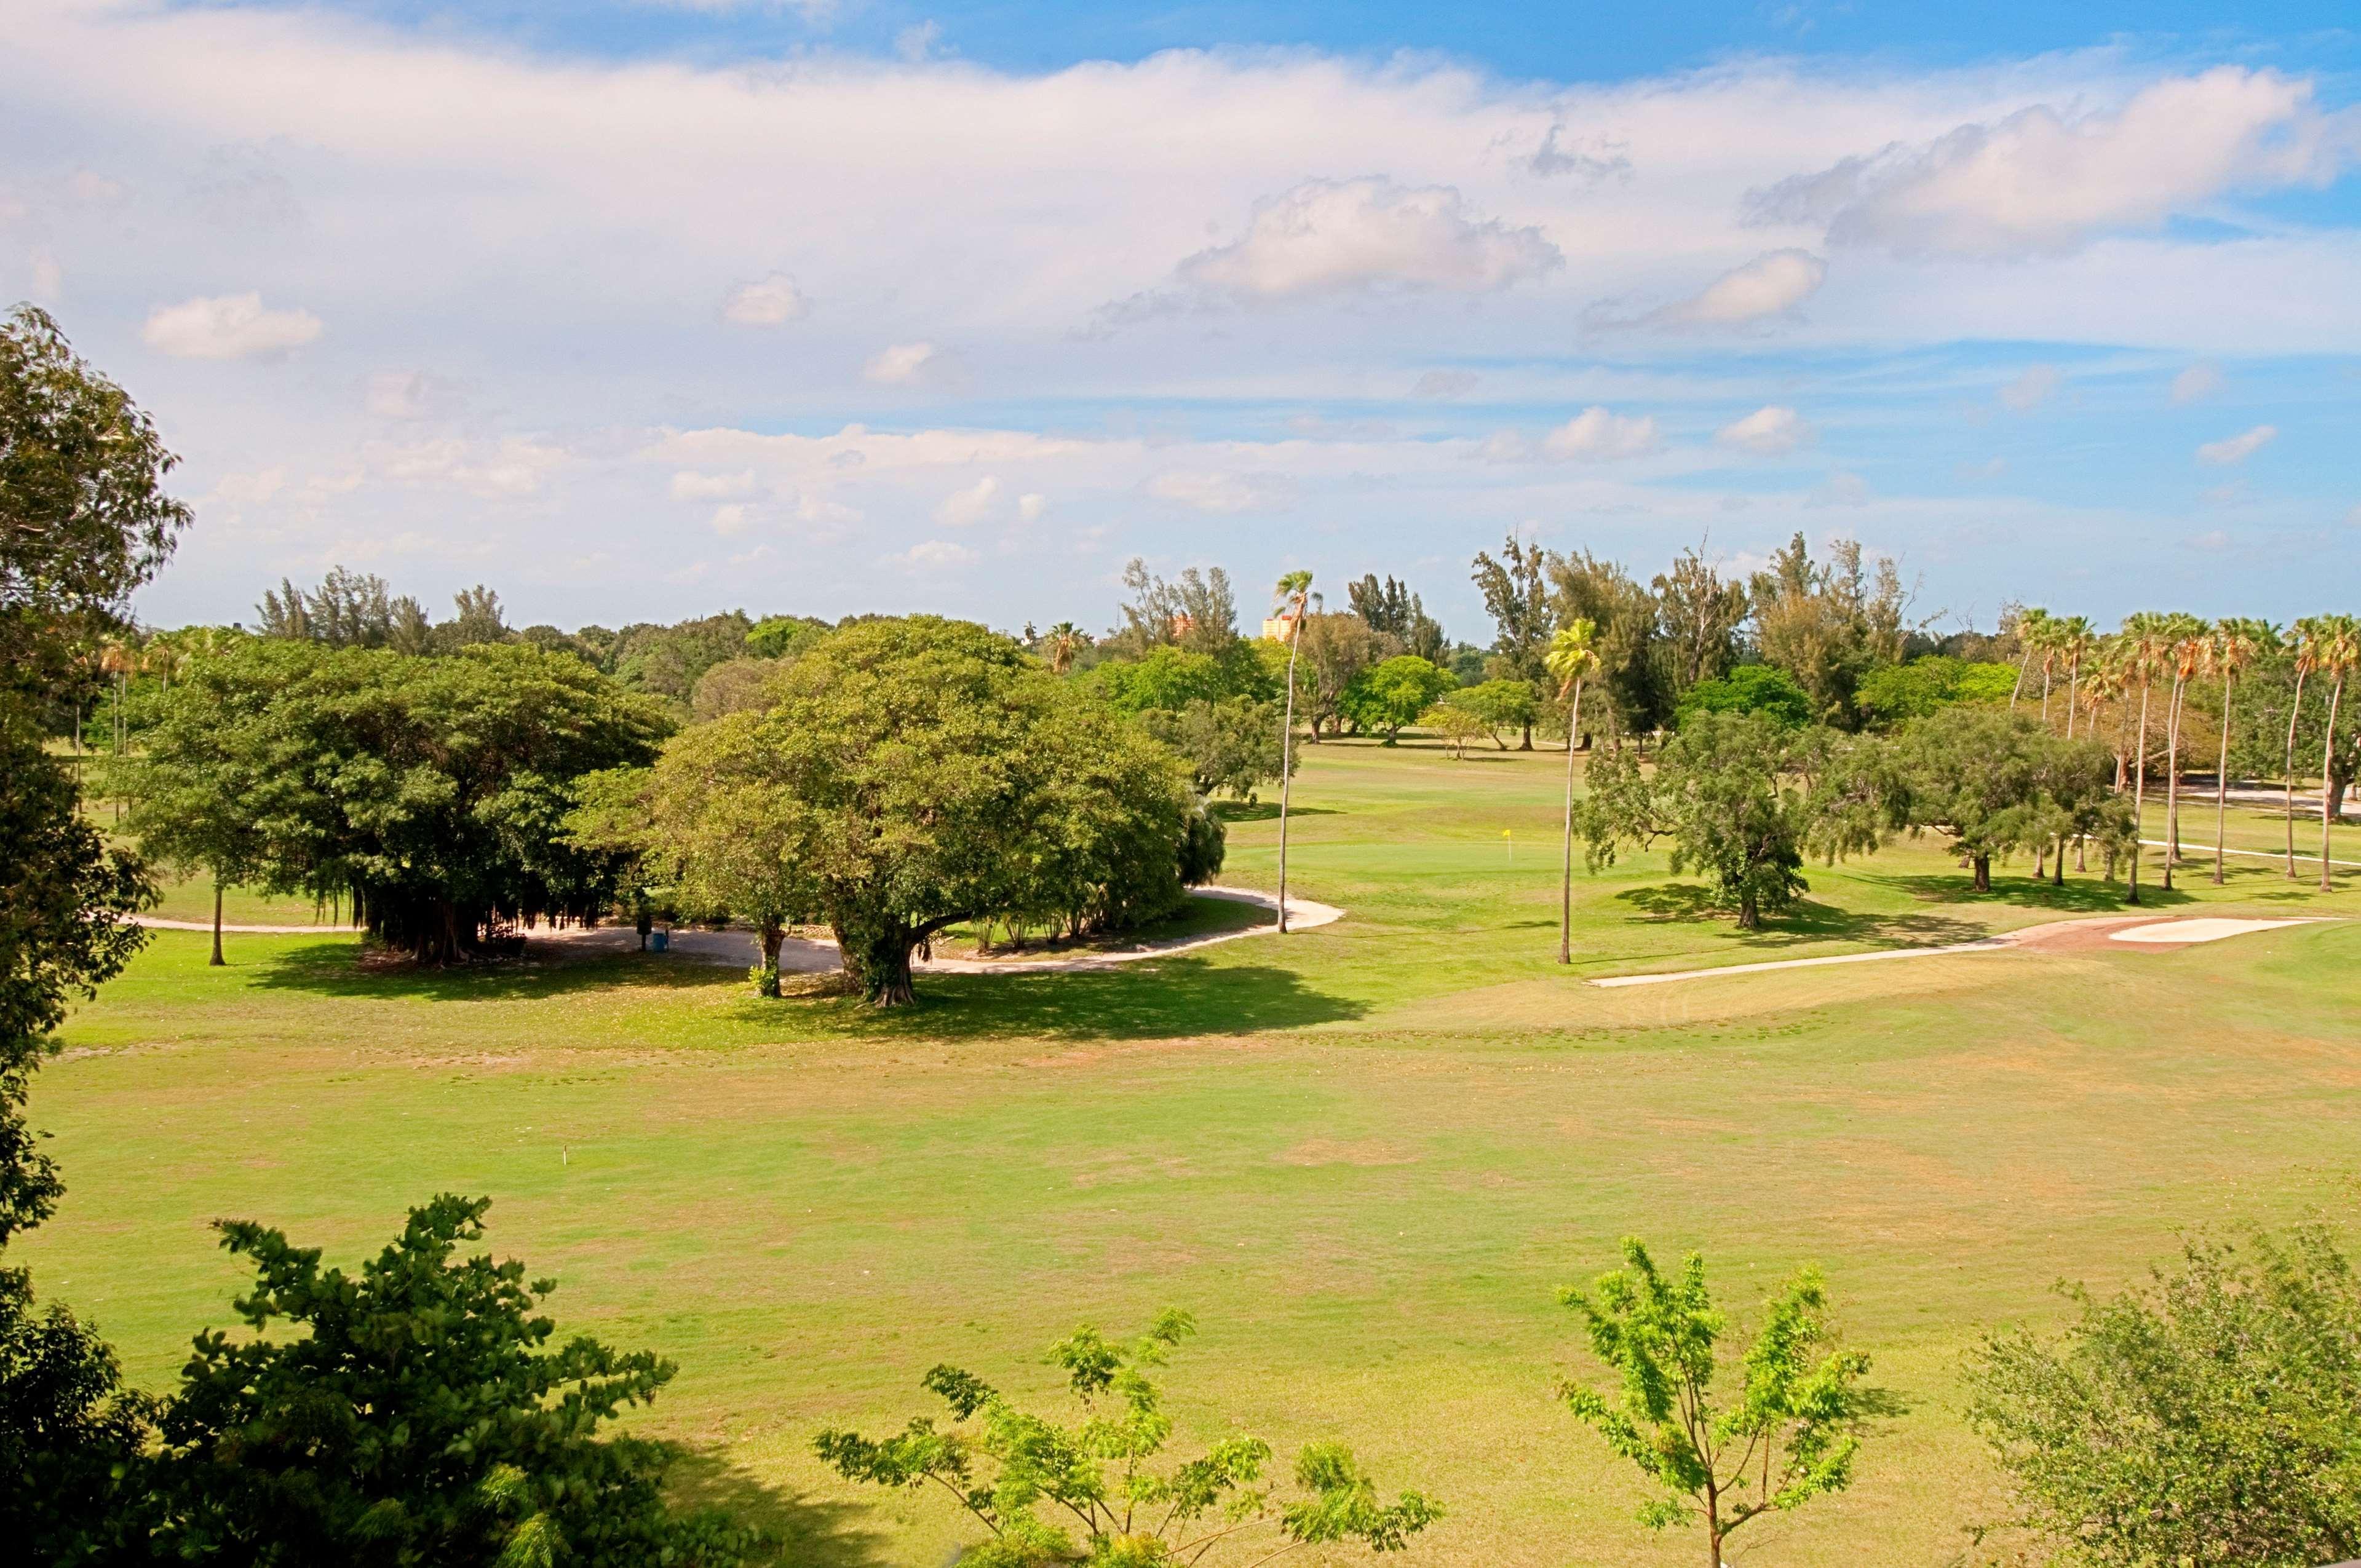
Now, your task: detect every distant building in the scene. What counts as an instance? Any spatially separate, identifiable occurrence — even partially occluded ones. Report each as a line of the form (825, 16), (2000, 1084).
(1261, 611), (1301, 643)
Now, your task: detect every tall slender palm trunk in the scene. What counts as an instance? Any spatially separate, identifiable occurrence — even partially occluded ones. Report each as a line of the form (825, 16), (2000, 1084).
(1275, 635), (1303, 933)
(2322, 676), (2346, 893)
(2065, 659), (2079, 738)
(2213, 675), (2237, 885)
(210, 879), (226, 967)
(1557, 680), (1584, 965)
(2285, 668), (2309, 877)
(2162, 678), (2184, 887)
(2129, 680), (2151, 904)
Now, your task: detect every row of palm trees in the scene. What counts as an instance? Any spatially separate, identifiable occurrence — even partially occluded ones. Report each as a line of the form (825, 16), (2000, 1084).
(2009, 609), (2359, 897)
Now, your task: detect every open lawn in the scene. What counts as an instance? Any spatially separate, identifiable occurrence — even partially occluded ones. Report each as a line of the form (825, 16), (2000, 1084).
(29, 736), (2361, 1566)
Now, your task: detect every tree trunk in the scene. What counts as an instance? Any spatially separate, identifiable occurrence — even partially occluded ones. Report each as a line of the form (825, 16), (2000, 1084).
(2322, 676), (2344, 893)
(1972, 853), (1991, 893)
(2065, 657), (2079, 739)
(2284, 666), (2309, 876)
(757, 922), (785, 997)
(2162, 677), (2183, 888)
(865, 935), (918, 1007)
(1276, 627), (1303, 933)
(210, 879), (226, 967)
(1737, 888), (1761, 930)
(2213, 675), (2234, 885)
(2128, 680), (2150, 905)
(1558, 681), (1583, 965)
(1520, 717), (1534, 751)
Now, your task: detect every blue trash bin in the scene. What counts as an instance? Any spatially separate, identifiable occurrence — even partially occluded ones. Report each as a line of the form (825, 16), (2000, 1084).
(651, 929), (670, 952)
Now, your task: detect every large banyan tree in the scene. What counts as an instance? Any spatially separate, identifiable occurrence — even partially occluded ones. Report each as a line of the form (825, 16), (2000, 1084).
(134, 637), (670, 962)
(637, 615), (1221, 1005)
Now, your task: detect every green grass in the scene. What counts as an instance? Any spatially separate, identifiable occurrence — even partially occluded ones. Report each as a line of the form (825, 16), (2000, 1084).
(26, 736), (2361, 1566)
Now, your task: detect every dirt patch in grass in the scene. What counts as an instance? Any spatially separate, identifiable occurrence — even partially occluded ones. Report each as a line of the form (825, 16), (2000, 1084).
(1277, 1138), (1418, 1167)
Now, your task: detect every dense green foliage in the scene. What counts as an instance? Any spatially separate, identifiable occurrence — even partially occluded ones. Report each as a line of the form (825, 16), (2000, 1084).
(1674, 663), (1813, 730)
(1340, 655), (1456, 743)
(1854, 655), (2017, 726)
(817, 1309), (1439, 1566)
(1581, 713), (1882, 928)
(1560, 1240), (1870, 1565)
(1968, 1223), (2361, 1567)
(637, 616), (1218, 1004)
(129, 639), (672, 962)
(147, 1194), (756, 1567)
(1887, 708), (2131, 891)
(1138, 696), (1290, 800)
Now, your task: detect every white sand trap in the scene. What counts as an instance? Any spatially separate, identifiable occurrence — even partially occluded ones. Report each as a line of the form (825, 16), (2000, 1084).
(2108, 917), (2318, 944)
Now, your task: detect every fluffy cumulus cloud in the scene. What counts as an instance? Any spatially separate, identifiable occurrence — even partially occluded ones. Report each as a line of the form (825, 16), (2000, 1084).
(1747, 68), (2354, 259)
(934, 474), (1001, 526)
(1174, 178), (1561, 302)
(1539, 406), (1660, 461)
(721, 272), (810, 326)
(1716, 405), (1814, 456)
(865, 341), (940, 384)
(2197, 424), (2277, 464)
(141, 293), (322, 359)
(894, 539), (978, 569)
(1639, 249), (1827, 329)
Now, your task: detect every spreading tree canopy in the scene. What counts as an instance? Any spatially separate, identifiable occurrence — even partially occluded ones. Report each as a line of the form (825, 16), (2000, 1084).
(1887, 707), (2130, 892)
(130, 638), (672, 963)
(1581, 712), (1883, 928)
(638, 616), (1220, 1005)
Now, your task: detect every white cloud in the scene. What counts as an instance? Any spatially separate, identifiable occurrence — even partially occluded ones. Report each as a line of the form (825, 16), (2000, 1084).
(709, 502), (753, 536)
(934, 475), (1001, 526)
(1175, 177), (1561, 301)
(63, 168), (127, 207)
(670, 469), (757, 500)
(141, 292), (322, 360)
(2189, 528), (2232, 550)
(364, 435), (567, 497)
(1747, 68), (2350, 259)
(1411, 370), (1480, 400)
(208, 467), (288, 506)
(894, 21), (940, 62)
(364, 370), (462, 421)
(2196, 424), (2277, 464)
(1808, 469), (1873, 507)
(722, 272), (809, 326)
(27, 248), (62, 301)
(1145, 470), (1295, 512)
(894, 539), (978, 569)
(1998, 363), (2061, 413)
(2170, 362), (2223, 404)
(1539, 406), (1660, 461)
(1644, 249), (1827, 328)
(1017, 491), (1047, 522)
(865, 341), (940, 385)
(1715, 404), (1814, 456)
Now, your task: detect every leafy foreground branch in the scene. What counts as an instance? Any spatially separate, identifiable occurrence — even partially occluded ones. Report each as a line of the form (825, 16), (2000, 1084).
(816, 1310), (1440, 1567)
(1560, 1238), (1870, 1567)
(1966, 1221), (2361, 1567)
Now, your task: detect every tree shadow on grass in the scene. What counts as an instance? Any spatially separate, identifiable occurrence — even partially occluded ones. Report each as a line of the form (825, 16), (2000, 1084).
(1210, 801), (1342, 823)
(664, 1446), (887, 1568)
(1614, 884), (1988, 950)
(243, 939), (748, 1003)
(1866, 871), (2195, 914)
(756, 957), (1367, 1043)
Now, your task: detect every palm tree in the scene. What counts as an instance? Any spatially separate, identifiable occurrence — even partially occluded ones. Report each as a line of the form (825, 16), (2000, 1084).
(1271, 571), (1314, 933)
(2053, 615), (2093, 738)
(1042, 620), (1085, 676)
(2203, 619), (2274, 885)
(97, 633), (141, 822)
(2286, 617), (2321, 877)
(2117, 614), (2172, 904)
(2314, 614), (2360, 893)
(2159, 613), (2207, 886)
(2008, 606), (2052, 712)
(1545, 620), (1601, 966)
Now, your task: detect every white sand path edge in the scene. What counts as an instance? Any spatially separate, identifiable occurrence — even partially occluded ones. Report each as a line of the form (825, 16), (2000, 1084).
(131, 887), (1343, 975)
(1589, 914), (2328, 989)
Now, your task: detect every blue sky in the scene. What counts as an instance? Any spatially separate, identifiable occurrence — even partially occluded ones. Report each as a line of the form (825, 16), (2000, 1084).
(5, 1), (2359, 641)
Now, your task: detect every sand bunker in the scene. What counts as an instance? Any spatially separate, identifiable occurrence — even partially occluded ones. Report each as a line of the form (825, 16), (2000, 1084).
(2108, 917), (2319, 944)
